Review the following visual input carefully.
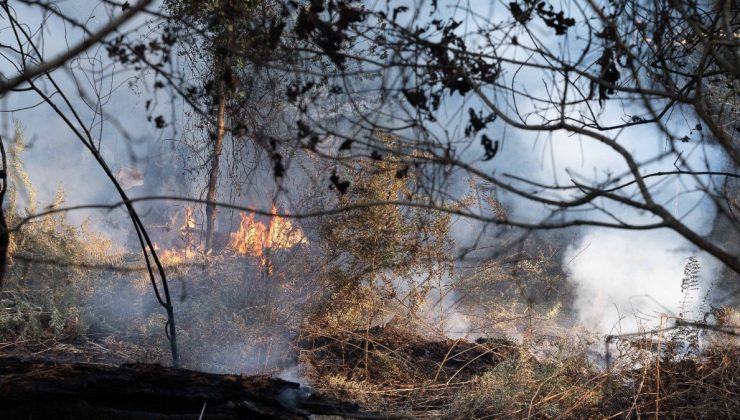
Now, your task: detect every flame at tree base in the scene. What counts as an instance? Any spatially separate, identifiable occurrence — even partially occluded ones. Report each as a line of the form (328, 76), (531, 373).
(146, 205), (305, 270)
(228, 205), (307, 259)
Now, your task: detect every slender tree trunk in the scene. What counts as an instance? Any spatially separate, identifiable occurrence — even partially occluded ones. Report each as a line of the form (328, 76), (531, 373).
(0, 138), (7, 288)
(205, 84), (227, 251)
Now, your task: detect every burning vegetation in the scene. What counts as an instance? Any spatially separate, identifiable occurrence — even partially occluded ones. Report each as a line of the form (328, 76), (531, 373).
(0, 0), (739, 417)
(0, 125), (737, 419)
(150, 204), (307, 269)
(228, 205), (306, 257)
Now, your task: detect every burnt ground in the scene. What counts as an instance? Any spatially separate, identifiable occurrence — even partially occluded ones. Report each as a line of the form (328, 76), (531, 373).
(0, 327), (519, 418)
(0, 357), (378, 419)
(0, 337), (157, 366)
(0, 336), (383, 419)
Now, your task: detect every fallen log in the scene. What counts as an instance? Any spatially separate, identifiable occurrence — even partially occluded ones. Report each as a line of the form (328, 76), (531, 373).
(0, 357), (375, 419)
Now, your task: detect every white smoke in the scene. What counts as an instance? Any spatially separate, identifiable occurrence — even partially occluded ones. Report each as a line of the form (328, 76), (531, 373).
(564, 230), (721, 334)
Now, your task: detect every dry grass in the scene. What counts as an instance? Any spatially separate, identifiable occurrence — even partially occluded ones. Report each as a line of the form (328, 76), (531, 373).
(0, 132), (124, 344)
(296, 314), (739, 419)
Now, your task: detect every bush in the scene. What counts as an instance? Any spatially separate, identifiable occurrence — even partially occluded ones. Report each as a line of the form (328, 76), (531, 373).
(0, 127), (123, 342)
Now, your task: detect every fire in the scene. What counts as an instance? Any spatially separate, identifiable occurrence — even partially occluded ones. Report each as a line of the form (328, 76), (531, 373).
(229, 212), (268, 256)
(159, 246), (197, 266)
(229, 204), (306, 257)
(147, 243), (197, 267)
(143, 205), (304, 268)
(145, 207), (200, 267)
(183, 207), (196, 231)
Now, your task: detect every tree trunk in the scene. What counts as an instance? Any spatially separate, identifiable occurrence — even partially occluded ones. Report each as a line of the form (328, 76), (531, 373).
(205, 85), (226, 251)
(0, 139), (8, 288)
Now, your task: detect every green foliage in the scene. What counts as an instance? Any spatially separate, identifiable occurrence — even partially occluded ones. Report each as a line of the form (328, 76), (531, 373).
(164, 0), (272, 75)
(166, 0), (261, 28)
(679, 255), (701, 319)
(0, 290), (44, 340)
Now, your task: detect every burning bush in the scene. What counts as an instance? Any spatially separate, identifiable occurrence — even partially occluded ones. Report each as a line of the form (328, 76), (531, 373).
(228, 204), (306, 258)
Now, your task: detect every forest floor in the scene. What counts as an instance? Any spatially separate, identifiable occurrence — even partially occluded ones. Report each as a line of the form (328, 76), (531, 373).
(1, 322), (739, 419)
(0, 327), (509, 419)
(0, 356), (375, 419)
(298, 325), (519, 416)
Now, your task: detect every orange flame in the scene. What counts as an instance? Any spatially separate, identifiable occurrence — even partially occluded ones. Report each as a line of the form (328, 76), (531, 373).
(147, 243), (197, 267)
(183, 207), (196, 231)
(229, 204), (306, 257)
(159, 246), (197, 266)
(146, 207), (201, 267)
